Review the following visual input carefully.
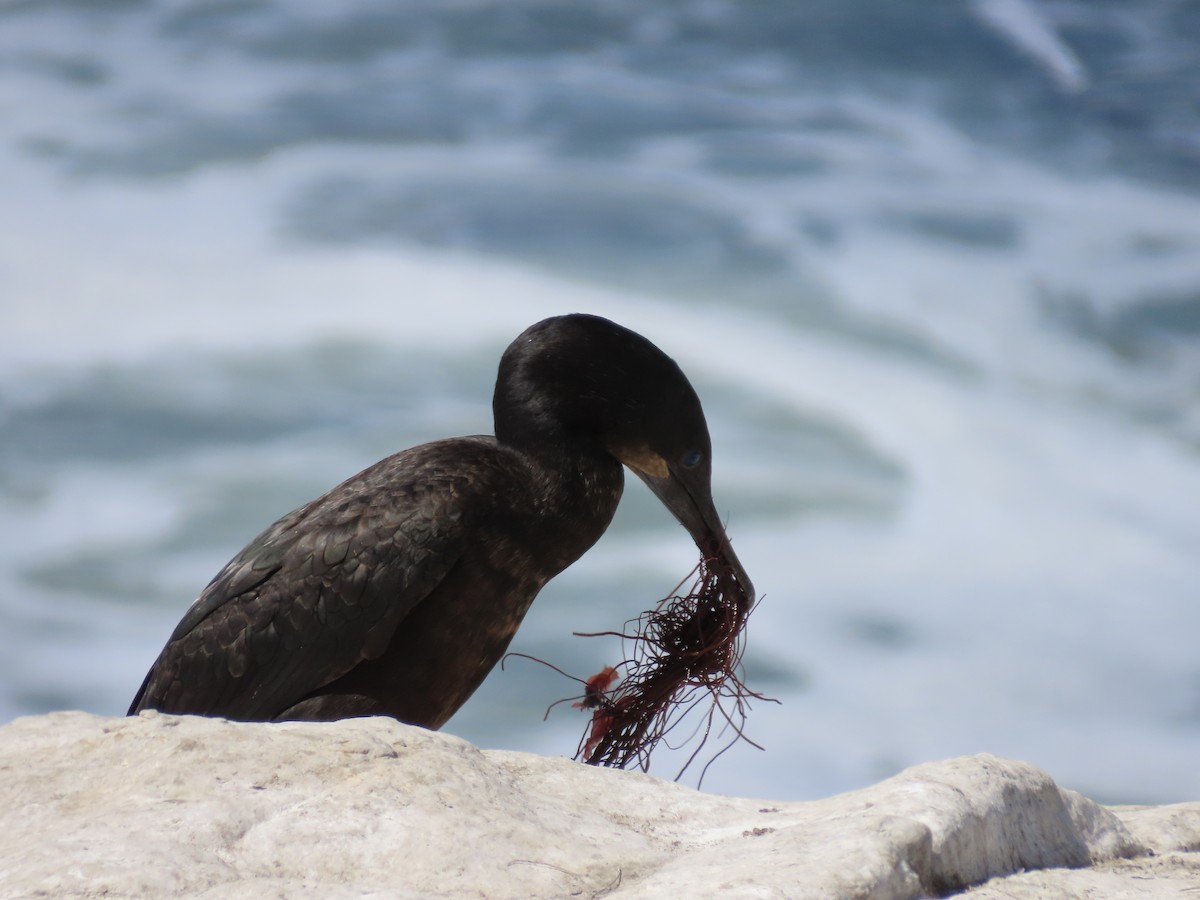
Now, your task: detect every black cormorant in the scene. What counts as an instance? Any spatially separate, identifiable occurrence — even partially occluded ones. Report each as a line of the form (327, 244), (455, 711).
(129, 313), (752, 728)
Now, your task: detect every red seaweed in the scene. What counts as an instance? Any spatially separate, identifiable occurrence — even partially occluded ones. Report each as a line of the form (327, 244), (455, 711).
(572, 666), (620, 710)
(571, 543), (773, 779)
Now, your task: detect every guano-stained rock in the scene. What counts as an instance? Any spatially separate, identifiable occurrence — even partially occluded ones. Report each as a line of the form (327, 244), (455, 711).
(0, 711), (1197, 898)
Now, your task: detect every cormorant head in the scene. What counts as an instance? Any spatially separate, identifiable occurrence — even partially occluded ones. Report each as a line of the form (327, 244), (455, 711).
(495, 313), (753, 603)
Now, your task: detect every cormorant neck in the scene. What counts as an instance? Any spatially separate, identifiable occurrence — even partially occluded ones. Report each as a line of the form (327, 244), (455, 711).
(505, 427), (624, 505)
(501, 429), (625, 576)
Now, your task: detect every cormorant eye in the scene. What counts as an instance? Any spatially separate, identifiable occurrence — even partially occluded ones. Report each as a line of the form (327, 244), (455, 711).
(681, 450), (703, 469)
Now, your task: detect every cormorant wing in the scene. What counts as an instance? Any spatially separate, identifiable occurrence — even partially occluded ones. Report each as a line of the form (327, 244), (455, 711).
(129, 453), (471, 720)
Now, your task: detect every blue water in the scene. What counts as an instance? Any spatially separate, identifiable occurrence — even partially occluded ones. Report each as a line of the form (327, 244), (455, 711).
(2, 0), (1199, 804)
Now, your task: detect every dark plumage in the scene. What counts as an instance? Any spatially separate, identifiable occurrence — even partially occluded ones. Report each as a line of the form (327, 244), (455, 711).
(129, 313), (752, 728)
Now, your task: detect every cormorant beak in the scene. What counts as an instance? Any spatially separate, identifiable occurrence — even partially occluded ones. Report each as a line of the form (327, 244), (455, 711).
(621, 452), (755, 608)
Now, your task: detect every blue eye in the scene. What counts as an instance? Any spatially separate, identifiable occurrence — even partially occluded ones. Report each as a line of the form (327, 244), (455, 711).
(681, 450), (703, 468)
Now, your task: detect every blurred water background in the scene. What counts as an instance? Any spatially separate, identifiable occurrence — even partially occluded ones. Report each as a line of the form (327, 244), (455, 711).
(2, 0), (1199, 803)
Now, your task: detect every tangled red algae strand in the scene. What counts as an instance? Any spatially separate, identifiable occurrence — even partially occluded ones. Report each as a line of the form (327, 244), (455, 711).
(572, 541), (772, 778)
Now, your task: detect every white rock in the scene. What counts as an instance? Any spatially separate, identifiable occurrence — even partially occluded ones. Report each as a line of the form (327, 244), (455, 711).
(0, 711), (1196, 898)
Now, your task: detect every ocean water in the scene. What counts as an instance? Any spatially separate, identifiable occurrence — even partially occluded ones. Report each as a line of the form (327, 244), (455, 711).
(2, 0), (1199, 804)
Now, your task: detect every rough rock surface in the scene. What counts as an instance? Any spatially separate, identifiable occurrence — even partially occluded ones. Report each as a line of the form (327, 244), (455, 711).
(0, 711), (1197, 898)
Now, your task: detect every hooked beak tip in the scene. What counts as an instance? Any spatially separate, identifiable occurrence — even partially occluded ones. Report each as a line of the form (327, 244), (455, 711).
(623, 459), (754, 606)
